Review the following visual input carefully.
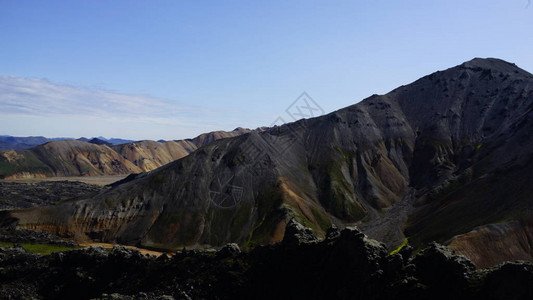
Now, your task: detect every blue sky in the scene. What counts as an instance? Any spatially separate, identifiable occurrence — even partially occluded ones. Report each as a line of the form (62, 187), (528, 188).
(1, 0), (532, 140)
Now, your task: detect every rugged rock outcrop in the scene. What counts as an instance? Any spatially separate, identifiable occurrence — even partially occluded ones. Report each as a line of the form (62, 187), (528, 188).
(0, 227), (75, 247)
(0, 222), (532, 299)
(7, 58), (533, 267)
(282, 218), (320, 247)
(412, 242), (476, 297)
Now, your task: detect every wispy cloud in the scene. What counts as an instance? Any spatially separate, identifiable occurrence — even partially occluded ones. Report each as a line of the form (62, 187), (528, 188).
(0, 75), (210, 123)
(0, 75), (256, 139)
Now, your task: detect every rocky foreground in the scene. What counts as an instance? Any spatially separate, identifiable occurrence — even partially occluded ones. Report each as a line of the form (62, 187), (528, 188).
(1, 221), (532, 300)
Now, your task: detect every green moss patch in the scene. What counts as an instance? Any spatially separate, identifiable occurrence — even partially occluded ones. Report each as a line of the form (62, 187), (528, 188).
(0, 242), (81, 255)
(320, 158), (365, 222)
(246, 186), (284, 249)
(389, 238), (408, 255)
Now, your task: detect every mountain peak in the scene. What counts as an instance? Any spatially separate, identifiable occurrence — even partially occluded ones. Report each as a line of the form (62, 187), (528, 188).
(88, 138), (112, 146)
(459, 57), (526, 74)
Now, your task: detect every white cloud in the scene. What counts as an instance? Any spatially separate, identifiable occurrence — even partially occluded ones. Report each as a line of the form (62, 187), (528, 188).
(0, 75), (207, 121)
(0, 75), (275, 140)
(0, 75), (260, 139)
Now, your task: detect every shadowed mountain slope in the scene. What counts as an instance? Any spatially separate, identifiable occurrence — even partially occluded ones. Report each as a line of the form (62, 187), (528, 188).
(9, 58), (533, 267)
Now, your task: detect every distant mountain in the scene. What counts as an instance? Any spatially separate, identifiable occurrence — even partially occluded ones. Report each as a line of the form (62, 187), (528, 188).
(0, 136), (56, 151)
(77, 137), (90, 143)
(0, 128), (258, 178)
(87, 138), (112, 146)
(98, 137), (136, 145)
(0, 135), (135, 152)
(78, 137), (135, 145)
(1, 132), (264, 152)
(9, 58), (533, 268)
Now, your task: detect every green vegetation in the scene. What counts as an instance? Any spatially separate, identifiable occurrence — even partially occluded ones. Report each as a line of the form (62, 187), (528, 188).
(246, 186), (284, 249)
(282, 204), (329, 239)
(310, 206), (331, 233)
(22, 243), (81, 255)
(321, 159), (365, 222)
(389, 238), (408, 255)
(0, 242), (81, 255)
(0, 241), (12, 247)
(335, 146), (350, 164)
(229, 202), (253, 239)
(140, 241), (187, 253)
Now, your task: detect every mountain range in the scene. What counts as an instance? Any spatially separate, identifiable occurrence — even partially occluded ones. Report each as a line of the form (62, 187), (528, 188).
(0, 128), (256, 178)
(6, 58), (533, 268)
(0, 135), (136, 152)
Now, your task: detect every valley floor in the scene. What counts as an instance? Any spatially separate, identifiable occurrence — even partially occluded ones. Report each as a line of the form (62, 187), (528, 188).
(1, 175), (129, 186)
(78, 242), (168, 257)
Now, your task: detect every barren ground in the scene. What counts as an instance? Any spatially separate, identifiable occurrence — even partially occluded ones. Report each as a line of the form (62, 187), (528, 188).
(1, 175), (129, 186)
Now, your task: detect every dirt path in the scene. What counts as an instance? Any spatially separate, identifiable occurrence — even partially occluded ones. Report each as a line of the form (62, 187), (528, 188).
(79, 242), (171, 257)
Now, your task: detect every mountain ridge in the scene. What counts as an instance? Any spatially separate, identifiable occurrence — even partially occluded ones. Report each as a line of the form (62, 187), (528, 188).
(0, 135), (135, 152)
(0, 127), (261, 179)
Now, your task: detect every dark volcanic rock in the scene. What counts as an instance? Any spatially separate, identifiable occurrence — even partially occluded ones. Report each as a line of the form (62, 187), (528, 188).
(216, 243), (241, 258)
(250, 224), (412, 299)
(477, 262), (533, 300)
(0, 222), (532, 299)
(281, 219), (319, 247)
(0, 227), (75, 246)
(413, 242), (476, 298)
(0, 181), (102, 210)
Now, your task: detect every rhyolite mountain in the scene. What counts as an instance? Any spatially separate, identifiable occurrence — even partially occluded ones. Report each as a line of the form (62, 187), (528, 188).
(0, 128), (255, 178)
(8, 58), (533, 267)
